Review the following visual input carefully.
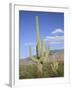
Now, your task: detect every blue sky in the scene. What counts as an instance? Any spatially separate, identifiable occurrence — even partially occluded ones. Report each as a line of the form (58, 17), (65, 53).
(19, 11), (64, 59)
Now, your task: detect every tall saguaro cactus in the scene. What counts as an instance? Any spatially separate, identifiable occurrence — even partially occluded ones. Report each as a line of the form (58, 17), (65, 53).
(28, 16), (50, 73)
(36, 16), (41, 59)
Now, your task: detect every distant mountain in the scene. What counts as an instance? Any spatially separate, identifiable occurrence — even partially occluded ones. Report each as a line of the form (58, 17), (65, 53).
(49, 49), (64, 61)
(20, 58), (35, 65)
(20, 49), (64, 65)
(49, 49), (64, 55)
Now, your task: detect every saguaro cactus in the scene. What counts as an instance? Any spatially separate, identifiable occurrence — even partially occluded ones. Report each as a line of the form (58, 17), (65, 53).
(36, 16), (41, 59)
(28, 16), (50, 73)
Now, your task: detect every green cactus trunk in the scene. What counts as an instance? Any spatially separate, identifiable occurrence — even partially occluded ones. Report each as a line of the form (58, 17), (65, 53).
(41, 39), (45, 57)
(37, 62), (43, 76)
(44, 46), (49, 62)
(36, 16), (41, 59)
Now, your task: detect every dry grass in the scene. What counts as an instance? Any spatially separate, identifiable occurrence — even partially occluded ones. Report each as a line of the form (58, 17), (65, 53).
(19, 60), (64, 79)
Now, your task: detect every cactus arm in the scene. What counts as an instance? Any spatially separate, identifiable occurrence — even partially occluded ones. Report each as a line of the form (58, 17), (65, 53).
(43, 45), (49, 63)
(41, 39), (45, 57)
(28, 45), (38, 62)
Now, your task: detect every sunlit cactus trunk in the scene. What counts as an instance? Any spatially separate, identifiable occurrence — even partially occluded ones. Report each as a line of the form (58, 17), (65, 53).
(44, 45), (49, 63)
(36, 16), (41, 59)
(41, 39), (45, 58)
(37, 62), (43, 75)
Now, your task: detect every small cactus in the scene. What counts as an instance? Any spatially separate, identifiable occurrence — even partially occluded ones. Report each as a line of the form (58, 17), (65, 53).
(50, 61), (59, 74)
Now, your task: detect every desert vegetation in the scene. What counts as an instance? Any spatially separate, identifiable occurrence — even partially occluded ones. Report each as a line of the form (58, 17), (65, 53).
(19, 16), (64, 79)
(19, 60), (64, 79)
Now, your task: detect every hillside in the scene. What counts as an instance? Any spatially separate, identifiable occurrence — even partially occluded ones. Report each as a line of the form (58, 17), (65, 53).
(20, 49), (64, 65)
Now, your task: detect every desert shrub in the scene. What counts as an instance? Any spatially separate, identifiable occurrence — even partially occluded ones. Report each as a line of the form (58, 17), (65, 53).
(19, 64), (40, 79)
(57, 61), (64, 77)
(19, 61), (64, 79)
(42, 62), (54, 77)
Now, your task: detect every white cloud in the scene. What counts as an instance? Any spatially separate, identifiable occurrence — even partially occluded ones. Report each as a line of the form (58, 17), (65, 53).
(44, 35), (64, 45)
(24, 35), (64, 47)
(24, 42), (36, 46)
(44, 28), (64, 45)
(45, 35), (64, 41)
(50, 41), (64, 44)
(52, 28), (64, 34)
